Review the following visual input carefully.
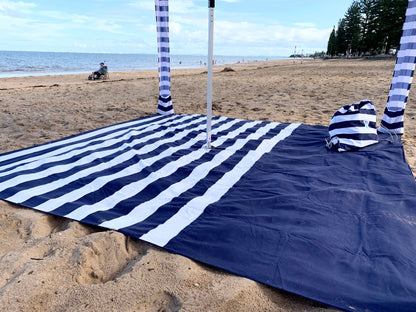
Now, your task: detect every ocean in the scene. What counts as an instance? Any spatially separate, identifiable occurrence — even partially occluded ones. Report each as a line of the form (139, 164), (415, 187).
(0, 51), (286, 78)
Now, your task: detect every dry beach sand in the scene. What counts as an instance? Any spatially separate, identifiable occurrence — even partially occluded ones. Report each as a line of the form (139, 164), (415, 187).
(0, 58), (414, 311)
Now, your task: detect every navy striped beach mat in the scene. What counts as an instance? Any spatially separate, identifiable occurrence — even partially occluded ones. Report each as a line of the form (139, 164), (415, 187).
(0, 114), (416, 312)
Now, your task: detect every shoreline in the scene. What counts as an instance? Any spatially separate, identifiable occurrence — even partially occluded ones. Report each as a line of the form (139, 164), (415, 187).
(0, 51), (287, 79)
(0, 56), (394, 79)
(0, 59), (294, 90)
(0, 57), (370, 89)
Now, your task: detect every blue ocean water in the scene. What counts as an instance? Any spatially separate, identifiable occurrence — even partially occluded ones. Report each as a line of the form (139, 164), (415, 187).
(0, 51), (286, 78)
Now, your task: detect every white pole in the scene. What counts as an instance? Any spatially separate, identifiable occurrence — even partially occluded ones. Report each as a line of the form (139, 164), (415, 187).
(206, 0), (215, 149)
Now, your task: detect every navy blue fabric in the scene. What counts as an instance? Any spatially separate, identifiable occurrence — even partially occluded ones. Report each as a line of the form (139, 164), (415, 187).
(160, 124), (416, 312)
(0, 116), (416, 312)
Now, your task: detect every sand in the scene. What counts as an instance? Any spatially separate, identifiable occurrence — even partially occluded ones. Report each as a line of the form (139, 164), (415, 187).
(0, 58), (414, 312)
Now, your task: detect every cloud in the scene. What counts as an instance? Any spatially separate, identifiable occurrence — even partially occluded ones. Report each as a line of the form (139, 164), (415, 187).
(0, 0), (36, 16)
(170, 0), (199, 13)
(39, 10), (89, 23)
(162, 1), (331, 55)
(212, 21), (330, 53)
(166, 17), (332, 55)
(169, 21), (183, 34)
(294, 22), (316, 28)
(74, 42), (88, 48)
(37, 9), (124, 34)
(93, 19), (123, 33)
(0, 0), (332, 55)
(0, 1), (127, 52)
(129, 0), (203, 14)
(128, 1), (154, 11)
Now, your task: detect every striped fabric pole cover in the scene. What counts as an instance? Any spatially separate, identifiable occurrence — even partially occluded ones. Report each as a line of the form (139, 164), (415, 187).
(206, 0), (215, 149)
(379, 0), (416, 134)
(155, 0), (174, 115)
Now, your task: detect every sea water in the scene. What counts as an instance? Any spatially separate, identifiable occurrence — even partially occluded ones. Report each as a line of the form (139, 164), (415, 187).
(0, 51), (286, 78)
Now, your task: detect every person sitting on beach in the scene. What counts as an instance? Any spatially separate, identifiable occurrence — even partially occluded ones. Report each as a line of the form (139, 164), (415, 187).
(89, 62), (108, 80)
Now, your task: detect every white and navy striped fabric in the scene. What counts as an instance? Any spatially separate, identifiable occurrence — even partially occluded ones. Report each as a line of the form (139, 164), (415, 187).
(1, 114), (416, 312)
(327, 100), (378, 152)
(0, 115), (299, 246)
(155, 0), (173, 115)
(379, 0), (416, 134)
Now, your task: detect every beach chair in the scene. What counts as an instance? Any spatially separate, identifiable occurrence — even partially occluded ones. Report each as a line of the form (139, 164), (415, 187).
(100, 66), (109, 80)
(88, 66), (109, 81)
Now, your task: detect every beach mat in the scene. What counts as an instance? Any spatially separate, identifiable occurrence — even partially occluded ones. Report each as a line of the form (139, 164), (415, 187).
(0, 114), (415, 312)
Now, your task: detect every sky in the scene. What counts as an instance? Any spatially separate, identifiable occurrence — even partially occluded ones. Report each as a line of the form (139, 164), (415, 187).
(0, 0), (354, 56)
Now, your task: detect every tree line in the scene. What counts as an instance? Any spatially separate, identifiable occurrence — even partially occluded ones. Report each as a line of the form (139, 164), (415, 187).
(327, 0), (408, 57)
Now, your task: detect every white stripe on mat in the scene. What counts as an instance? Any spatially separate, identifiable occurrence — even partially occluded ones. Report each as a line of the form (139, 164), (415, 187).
(0, 114), (166, 164)
(140, 123), (301, 247)
(6, 116), (229, 205)
(30, 118), (240, 212)
(0, 114), (180, 174)
(65, 120), (266, 221)
(0, 115), (198, 188)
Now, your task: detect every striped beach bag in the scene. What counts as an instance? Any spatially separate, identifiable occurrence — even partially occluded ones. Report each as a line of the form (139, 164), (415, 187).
(326, 100), (378, 152)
